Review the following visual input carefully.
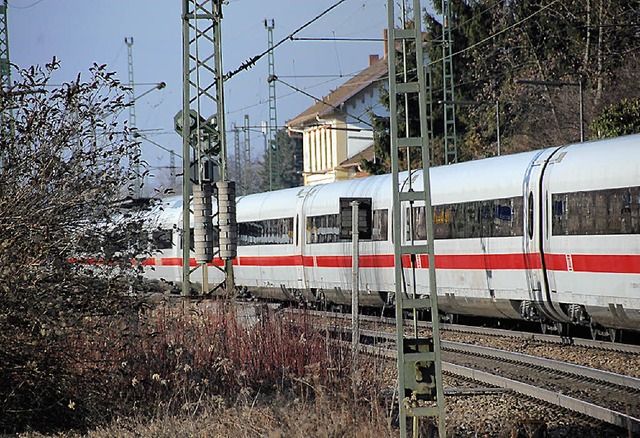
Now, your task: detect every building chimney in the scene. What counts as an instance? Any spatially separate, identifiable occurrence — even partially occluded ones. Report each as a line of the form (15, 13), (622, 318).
(368, 54), (380, 66)
(382, 28), (388, 59)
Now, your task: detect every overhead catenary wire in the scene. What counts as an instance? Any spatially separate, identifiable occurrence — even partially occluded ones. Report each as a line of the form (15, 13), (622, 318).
(224, 0), (348, 81)
(226, 69), (362, 116)
(429, 0), (562, 68)
(7, 0), (47, 9)
(224, 0), (565, 146)
(275, 76), (373, 129)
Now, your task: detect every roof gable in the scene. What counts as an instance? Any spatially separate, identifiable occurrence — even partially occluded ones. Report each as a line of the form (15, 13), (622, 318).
(287, 58), (388, 128)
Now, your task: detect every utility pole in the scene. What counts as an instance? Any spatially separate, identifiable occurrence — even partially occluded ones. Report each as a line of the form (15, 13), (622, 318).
(388, 0), (446, 436)
(442, 0), (457, 164)
(179, 0), (236, 297)
(125, 36), (142, 198)
(265, 18), (277, 190)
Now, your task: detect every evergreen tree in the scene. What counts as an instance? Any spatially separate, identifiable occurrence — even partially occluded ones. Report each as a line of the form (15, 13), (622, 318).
(590, 98), (640, 138)
(257, 128), (303, 191)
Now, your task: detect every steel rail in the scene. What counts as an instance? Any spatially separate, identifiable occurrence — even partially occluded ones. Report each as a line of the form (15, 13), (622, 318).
(355, 342), (640, 433)
(317, 323), (640, 390)
(285, 308), (640, 354)
(299, 320), (640, 433)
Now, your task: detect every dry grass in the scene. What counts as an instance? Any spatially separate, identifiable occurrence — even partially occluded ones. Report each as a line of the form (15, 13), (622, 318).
(39, 391), (394, 438)
(10, 301), (396, 436)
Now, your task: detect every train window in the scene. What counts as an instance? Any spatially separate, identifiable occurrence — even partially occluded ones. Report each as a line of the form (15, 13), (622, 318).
(306, 214), (343, 243)
(404, 196), (524, 240)
(433, 205), (453, 239)
(406, 206), (428, 241)
(151, 228), (172, 250)
(238, 217), (294, 245)
(308, 210), (386, 243)
(372, 209), (388, 241)
(552, 186), (640, 235)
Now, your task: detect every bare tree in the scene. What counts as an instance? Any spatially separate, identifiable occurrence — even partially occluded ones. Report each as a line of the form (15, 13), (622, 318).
(0, 59), (151, 432)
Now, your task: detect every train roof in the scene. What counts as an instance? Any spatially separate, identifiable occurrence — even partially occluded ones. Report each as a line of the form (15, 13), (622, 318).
(151, 134), (640, 225)
(144, 196), (183, 230)
(429, 148), (546, 203)
(236, 186), (307, 221)
(544, 134), (640, 192)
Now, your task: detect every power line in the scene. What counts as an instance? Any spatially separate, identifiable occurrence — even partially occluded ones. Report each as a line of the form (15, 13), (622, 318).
(447, 0), (505, 34)
(224, 0), (348, 81)
(430, 0), (562, 68)
(228, 0), (563, 131)
(277, 74), (356, 78)
(275, 76), (373, 128)
(290, 37), (385, 42)
(7, 0), (47, 9)
(225, 70), (360, 116)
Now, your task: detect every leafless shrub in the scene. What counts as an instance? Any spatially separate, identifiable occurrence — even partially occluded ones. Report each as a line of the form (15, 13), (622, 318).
(0, 60), (150, 434)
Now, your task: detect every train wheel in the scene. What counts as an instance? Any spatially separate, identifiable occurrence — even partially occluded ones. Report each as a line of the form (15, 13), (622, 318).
(440, 313), (457, 324)
(590, 323), (617, 341)
(541, 321), (565, 336)
(540, 322), (550, 334)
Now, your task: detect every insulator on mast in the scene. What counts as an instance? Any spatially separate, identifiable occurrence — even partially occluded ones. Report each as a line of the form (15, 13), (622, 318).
(216, 180), (237, 260)
(193, 183), (215, 264)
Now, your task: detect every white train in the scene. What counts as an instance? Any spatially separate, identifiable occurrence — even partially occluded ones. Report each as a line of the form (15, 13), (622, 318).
(142, 134), (640, 338)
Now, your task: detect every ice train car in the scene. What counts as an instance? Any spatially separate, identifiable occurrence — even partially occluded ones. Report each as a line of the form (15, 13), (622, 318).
(142, 134), (640, 336)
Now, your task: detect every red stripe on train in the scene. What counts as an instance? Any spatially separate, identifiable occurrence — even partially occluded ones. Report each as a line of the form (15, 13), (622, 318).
(146, 253), (541, 270)
(144, 253), (638, 274)
(545, 253), (640, 274)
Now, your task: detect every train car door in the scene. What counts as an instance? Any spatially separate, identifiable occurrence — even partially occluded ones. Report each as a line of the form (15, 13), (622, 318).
(539, 149), (571, 320)
(295, 187), (312, 296)
(523, 148), (570, 323)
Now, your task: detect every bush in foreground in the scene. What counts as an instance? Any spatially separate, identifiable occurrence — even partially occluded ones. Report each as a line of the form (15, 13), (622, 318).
(5, 301), (394, 435)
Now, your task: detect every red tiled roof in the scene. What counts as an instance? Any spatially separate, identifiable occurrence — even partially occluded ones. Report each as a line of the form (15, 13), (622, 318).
(286, 59), (388, 128)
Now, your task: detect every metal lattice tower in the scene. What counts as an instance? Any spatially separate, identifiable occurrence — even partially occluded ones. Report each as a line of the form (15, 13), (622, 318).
(387, 0), (446, 436)
(264, 18), (277, 190)
(233, 122), (241, 189)
(125, 37), (137, 130)
(170, 150), (176, 188)
(0, 0), (10, 171)
(425, 57), (435, 160)
(442, 0), (457, 164)
(243, 114), (250, 195)
(124, 37), (141, 198)
(181, 0), (234, 297)
(0, 0), (9, 92)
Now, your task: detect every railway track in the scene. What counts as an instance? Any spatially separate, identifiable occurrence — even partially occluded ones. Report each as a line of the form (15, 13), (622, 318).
(282, 307), (640, 433)
(288, 308), (640, 354)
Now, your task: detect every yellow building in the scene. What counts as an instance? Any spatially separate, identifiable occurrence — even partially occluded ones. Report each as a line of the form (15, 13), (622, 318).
(286, 53), (388, 186)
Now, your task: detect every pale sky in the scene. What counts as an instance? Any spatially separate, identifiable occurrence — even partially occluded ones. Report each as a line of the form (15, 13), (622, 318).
(9, 0), (390, 175)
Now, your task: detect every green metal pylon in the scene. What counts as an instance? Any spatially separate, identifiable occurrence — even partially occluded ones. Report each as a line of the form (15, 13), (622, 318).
(387, 0), (446, 436)
(442, 0), (457, 165)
